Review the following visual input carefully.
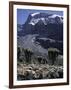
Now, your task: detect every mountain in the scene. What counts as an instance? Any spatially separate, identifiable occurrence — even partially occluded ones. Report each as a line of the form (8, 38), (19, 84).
(29, 13), (63, 25)
(17, 12), (63, 54)
(18, 13), (63, 40)
(17, 24), (24, 31)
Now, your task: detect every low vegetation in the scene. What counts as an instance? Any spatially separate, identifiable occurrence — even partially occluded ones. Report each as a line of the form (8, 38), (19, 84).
(17, 47), (63, 80)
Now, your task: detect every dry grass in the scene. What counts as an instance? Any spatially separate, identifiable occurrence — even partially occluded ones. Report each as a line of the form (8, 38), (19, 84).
(17, 63), (63, 80)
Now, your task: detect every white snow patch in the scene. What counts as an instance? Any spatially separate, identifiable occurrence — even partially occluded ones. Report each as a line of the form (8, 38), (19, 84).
(29, 22), (35, 25)
(31, 12), (40, 17)
(48, 14), (61, 18)
(29, 18), (40, 25)
(29, 18), (47, 25)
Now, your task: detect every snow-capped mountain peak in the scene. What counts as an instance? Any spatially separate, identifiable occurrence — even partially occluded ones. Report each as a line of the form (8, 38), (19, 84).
(48, 14), (63, 23)
(31, 12), (40, 17)
(48, 14), (61, 18)
(29, 13), (63, 26)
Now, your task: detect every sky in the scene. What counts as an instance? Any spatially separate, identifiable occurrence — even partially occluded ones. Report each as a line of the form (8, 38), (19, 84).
(17, 9), (63, 25)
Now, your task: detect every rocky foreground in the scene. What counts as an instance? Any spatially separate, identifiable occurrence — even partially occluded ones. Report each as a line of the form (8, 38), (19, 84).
(17, 63), (63, 80)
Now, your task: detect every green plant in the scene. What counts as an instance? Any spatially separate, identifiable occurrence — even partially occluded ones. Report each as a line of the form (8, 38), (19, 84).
(24, 48), (33, 64)
(37, 56), (42, 64)
(17, 47), (21, 60)
(48, 48), (59, 65)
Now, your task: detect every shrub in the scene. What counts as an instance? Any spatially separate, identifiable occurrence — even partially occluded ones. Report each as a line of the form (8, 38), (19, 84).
(48, 48), (60, 65)
(24, 48), (33, 64)
(17, 47), (21, 60)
